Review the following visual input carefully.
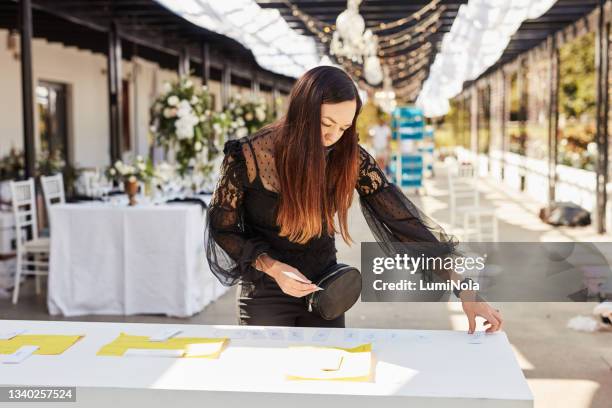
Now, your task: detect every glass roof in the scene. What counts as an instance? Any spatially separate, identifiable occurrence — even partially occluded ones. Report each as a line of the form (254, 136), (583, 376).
(416, 0), (557, 117)
(156, 0), (320, 78)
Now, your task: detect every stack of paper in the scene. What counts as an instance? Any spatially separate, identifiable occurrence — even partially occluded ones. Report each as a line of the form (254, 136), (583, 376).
(0, 334), (84, 355)
(96, 333), (229, 358)
(286, 343), (373, 382)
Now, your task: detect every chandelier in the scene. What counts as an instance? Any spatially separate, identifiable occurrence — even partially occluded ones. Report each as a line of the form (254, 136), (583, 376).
(330, 0), (383, 85)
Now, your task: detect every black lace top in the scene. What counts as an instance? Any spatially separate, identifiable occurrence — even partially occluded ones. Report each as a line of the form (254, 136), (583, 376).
(205, 128), (457, 286)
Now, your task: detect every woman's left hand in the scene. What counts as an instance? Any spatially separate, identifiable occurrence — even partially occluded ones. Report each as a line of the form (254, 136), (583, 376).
(460, 291), (503, 334)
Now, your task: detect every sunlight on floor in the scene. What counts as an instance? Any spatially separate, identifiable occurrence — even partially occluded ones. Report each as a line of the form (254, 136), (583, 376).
(527, 379), (598, 408)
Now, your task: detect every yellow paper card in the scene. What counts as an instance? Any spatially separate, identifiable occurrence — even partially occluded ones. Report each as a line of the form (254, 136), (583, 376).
(286, 343), (373, 382)
(96, 333), (229, 358)
(0, 335), (84, 355)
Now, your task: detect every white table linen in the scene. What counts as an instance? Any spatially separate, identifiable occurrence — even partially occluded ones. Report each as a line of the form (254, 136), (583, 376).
(48, 201), (226, 317)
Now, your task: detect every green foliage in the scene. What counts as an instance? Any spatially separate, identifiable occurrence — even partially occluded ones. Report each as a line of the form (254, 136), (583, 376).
(36, 145), (65, 177)
(0, 148), (24, 181)
(557, 32), (597, 170)
(223, 94), (271, 139)
(558, 32), (596, 119)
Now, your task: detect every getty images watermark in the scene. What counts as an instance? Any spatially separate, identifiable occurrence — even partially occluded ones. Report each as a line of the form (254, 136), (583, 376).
(360, 242), (612, 302)
(371, 252), (485, 293)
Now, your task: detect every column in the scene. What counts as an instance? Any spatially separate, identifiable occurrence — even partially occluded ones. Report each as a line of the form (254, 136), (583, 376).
(595, 0), (610, 233)
(107, 21), (123, 163)
(20, 0), (35, 179)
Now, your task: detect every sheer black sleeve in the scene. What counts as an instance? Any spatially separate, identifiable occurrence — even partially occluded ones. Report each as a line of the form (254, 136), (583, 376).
(205, 140), (270, 286)
(356, 145), (458, 264)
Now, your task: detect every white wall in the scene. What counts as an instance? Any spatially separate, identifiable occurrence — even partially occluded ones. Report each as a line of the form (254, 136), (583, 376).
(0, 29), (110, 168)
(0, 28), (225, 170)
(0, 30), (23, 157)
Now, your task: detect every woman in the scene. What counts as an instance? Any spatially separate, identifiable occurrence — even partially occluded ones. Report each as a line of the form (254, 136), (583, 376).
(206, 66), (502, 332)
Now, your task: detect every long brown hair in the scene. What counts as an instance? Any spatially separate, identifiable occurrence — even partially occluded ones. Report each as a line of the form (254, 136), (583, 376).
(272, 66), (362, 245)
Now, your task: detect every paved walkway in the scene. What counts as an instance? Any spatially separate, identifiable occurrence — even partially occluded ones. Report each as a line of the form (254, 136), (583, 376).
(3, 164), (611, 408)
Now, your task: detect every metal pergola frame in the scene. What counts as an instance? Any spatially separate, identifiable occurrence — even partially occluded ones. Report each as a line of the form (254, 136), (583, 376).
(462, 0), (611, 233)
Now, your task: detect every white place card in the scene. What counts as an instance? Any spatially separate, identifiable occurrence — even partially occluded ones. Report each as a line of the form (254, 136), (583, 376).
(343, 330), (359, 342)
(282, 271), (323, 290)
(124, 349), (184, 358)
(2, 345), (39, 364)
(312, 329), (331, 342)
(213, 329), (246, 339)
(361, 332), (378, 343)
(248, 330), (267, 340)
(467, 332), (485, 344)
(149, 328), (182, 342)
(415, 334), (431, 344)
(0, 329), (27, 340)
(287, 328), (304, 341)
(387, 332), (400, 341)
(282, 271), (310, 283)
(265, 329), (284, 340)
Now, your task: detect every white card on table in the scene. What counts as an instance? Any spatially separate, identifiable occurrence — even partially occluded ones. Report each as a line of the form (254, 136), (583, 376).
(0, 329), (27, 340)
(149, 328), (182, 342)
(248, 330), (266, 340)
(265, 329), (284, 340)
(124, 349), (184, 357)
(213, 329), (246, 339)
(2, 345), (39, 364)
(184, 342), (225, 357)
(343, 330), (359, 342)
(387, 332), (400, 341)
(361, 332), (378, 342)
(467, 332), (484, 344)
(287, 328), (304, 341)
(289, 347), (345, 373)
(228, 330), (247, 339)
(312, 329), (331, 342)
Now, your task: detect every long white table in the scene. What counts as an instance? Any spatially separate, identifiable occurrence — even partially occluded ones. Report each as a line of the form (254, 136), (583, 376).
(0, 320), (533, 407)
(48, 202), (226, 317)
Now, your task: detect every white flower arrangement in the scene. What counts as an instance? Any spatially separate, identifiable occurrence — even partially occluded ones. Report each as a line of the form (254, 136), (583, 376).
(150, 77), (221, 176)
(223, 94), (272, 140)
(106, 156), (154, 183)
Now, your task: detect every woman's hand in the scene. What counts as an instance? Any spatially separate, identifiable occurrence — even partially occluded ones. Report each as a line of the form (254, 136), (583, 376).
(256, 254), (319, 298)
(460, 291), (503, 333)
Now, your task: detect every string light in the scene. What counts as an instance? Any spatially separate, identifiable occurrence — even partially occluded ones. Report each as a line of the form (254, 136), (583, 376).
(373, 0), (440, 33)
(377, 6), (444, 47)
(284, 0), (443, 52)
(394, 71), (428, 89)
(381, 41), (432, 60)
(379, 21), (441, 55)
(282, 0), (441, 95)
(388, 56), (430, 79)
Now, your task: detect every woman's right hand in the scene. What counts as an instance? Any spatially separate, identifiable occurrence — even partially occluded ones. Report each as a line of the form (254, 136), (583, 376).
(257, 254), (319, 297)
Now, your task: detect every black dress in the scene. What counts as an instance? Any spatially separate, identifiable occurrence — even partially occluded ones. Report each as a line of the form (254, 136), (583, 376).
(205, 128), (456, 327)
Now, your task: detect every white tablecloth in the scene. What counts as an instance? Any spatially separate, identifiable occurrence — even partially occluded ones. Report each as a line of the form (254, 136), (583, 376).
(0, 320), (533, 408)
(48, 202), (227, 317)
